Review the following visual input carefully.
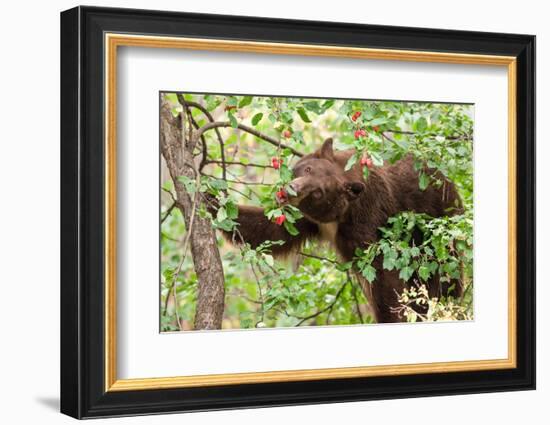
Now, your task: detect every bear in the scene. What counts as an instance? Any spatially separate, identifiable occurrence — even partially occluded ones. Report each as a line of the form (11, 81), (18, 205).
(212, 138), (464, 323)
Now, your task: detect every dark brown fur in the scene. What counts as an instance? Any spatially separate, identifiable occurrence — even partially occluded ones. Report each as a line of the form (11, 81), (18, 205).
(217, 138), (463, 323)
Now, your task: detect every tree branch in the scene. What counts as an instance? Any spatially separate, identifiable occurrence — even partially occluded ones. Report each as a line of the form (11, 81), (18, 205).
(179, 97), (228, 178)
(194, 121), (304, 157)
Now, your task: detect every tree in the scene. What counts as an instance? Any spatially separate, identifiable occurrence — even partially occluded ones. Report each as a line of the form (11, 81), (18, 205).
(160, 96), (225, 329)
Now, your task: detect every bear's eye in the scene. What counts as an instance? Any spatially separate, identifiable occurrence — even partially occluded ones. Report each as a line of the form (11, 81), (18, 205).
(304, 166), (312, 174)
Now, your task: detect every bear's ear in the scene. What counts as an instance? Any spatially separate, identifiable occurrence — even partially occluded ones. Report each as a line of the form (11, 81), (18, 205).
(343, 181), (365, 200)
(319, 138), (335, 161)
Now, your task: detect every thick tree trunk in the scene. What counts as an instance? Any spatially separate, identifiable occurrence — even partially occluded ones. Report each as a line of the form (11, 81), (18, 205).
(160, 96), (225, 330)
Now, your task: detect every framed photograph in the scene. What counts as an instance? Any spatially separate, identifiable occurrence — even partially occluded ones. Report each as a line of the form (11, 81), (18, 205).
(60, 6), (535, 419)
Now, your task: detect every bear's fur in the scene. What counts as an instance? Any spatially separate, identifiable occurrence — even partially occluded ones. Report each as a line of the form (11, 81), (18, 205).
(217, 138), (464, 323)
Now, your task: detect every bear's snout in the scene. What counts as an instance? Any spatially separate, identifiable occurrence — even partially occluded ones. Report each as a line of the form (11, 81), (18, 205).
(288, 181), (300, 194)
(288, 177), (310, 196)
(285, 177), (311, 206)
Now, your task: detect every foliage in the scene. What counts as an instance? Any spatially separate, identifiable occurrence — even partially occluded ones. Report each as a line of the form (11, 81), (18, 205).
(354, 211), (473, 286)
(160, 92), (474, 331)
(393, 283), (474, 322)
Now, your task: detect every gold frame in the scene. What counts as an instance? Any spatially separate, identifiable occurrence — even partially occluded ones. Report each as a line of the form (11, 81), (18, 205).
(104, 33), (517, 392)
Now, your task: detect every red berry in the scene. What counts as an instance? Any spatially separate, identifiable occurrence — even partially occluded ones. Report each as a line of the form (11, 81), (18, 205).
(351, 111), (362, 122)
(373, 126), (380, 132)
(271, 157), (282, 169)
(360, 156), (374, 169)
(276, 189), (287, 200)
(283, 130), (292, 138)
(275, 215), (286, 225)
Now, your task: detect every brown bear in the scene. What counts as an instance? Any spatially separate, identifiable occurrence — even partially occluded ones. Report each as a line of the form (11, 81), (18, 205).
(215, 138), (463, 323)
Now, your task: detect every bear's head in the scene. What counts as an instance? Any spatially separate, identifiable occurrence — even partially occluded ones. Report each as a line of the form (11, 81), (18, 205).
(282, 138), (366, 223)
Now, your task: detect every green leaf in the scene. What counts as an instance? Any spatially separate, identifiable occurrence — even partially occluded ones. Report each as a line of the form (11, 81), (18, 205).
(282, 111), (294, 124)
(208, 179), (228, 191)
(266, 208), (282, 219)
(321, 99), (335, 111)
(336, 261), (353, 272)
(370, 151), (384, 167)
(216, 218), (238, 231)
(177, 175), (196, 194)
(435, 244), (448, 260)
(345, 153), (358, 171)
(370, 117), (387, 126)
(383, 254), (396, 271)
(238, 96), (253, 108)
(284, 213), (296, 223)
(393, 138), (409, 150)
(285, 185), (297, 196)
(216, 207), (227, 222)
(240, 317), (253, 328)
(279, 165), (293, 182)
(283, 220), (299, 236)
(418, 172), (429, 190)
(225, 202), (239, 219)
(399, 266), (414, 281)
(418, 265), (430, 281)
(302, 101), (322, 114)
(251, 112), (263, 126)
(285, 205), (303, 219)
(414, 117), (428, 133)
(228, 113), (238, 128)
(297, 107), (312, 123)
(361, 265), (377, 283)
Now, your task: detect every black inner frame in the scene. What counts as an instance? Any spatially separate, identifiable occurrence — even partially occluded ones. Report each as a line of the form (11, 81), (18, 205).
(61, 6), (535, 419)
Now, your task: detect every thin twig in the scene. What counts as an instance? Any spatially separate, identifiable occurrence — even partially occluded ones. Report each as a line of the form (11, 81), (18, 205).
(226, 290), (262, 305)
(188, 115), (209, 169)
(299, 251), (341, 265)
(205, 159), (273, 169)
(194, 121), (304, 157)
(351, 279), (364, 324)
(161, 202), (176, 224)
(385, 129), (472, 141)
(202, 173), (272, 186)
(295, 282), (348, 326)
(179, 97), (228, 178)
(225, 185), (253, 200)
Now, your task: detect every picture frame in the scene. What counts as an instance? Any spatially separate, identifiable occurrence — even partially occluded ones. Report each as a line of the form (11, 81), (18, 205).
(60, 5), (536, 419)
